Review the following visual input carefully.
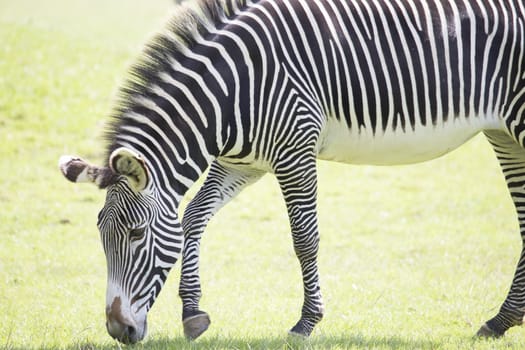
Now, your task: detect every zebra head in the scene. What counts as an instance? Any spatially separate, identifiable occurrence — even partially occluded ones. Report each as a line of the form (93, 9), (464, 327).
(59, 147), (179, 344)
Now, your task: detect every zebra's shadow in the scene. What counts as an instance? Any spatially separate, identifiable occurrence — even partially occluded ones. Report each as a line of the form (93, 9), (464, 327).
(38, 333), (493, 350)
(8, 332), (504, 350)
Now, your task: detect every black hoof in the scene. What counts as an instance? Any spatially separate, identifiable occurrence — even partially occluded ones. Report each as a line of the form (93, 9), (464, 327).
(183, 311), (211, 340)
(476, 323), (503, 338)
(288, 319), (314, 337)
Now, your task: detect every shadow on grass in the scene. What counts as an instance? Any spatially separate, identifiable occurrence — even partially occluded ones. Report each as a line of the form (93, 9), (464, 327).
(3, 334), (495, 350)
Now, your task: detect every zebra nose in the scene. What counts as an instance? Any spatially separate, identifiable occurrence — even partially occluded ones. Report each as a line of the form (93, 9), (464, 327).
(106, 319), (137, 344)
(106, 297), (139, 343)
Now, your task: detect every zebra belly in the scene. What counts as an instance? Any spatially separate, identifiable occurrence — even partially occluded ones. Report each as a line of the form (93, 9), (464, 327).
(317, 117), (502, 166)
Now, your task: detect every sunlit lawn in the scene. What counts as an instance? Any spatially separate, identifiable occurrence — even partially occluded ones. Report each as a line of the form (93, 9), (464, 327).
(2, 0), (525, 349)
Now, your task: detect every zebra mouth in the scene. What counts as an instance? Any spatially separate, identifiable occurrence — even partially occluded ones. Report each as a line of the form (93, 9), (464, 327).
(106, 318), (147, 344)
(106, 296), (148, 343)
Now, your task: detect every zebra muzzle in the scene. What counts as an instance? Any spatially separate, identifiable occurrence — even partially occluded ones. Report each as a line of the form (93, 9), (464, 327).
(106, 297), (146, 344)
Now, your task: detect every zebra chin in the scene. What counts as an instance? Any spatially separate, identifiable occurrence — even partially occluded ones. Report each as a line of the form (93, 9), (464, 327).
(105, 296), (148, 344)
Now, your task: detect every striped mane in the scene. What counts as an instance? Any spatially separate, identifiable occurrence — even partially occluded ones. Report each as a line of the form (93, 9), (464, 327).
(103, 0), (250, 163)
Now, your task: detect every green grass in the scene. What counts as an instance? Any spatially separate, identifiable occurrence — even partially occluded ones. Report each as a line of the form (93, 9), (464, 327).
(1, 0), (525, 349)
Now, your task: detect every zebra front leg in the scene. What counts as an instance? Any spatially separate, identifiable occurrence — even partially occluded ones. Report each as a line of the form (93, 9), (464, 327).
(275, 154), (324, 337)
(179, 160), (264, 340)
(478, 130), (525, 337)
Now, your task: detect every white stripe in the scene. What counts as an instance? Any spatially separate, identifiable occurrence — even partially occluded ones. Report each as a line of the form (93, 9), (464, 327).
(362, 0), (393, 131)
(421, 0), (443, 121)
(434, 0), (454, 122)
(478, 0), (499, 116)
(487, 0), (509, 118)
(448, 0), (465, 119)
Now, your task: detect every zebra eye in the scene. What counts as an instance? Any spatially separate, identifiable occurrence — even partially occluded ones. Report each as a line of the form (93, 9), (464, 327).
(129, 226), (146, 241)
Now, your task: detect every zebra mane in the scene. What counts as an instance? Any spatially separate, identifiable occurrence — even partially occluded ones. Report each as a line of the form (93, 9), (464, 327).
(103, 0), (250, 164)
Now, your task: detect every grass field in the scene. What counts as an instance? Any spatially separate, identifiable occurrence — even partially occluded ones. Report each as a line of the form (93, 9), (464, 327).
(2, 0), (525, 349)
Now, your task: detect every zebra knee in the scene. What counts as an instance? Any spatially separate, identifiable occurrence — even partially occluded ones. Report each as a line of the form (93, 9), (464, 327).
(291, 230), (320, 262)
(182, 190), (221, 236)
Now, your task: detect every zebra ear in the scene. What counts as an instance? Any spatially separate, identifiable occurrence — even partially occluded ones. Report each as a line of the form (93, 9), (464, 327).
(109, 147), (149, 192)
(58, 155), (117, 189)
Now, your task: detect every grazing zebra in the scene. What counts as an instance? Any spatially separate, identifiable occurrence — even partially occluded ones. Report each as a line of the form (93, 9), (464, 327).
(59, 0), (525, 343)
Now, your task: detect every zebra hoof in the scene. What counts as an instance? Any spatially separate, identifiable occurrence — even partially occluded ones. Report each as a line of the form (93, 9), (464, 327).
(476, 323), (503, 338)
(183, 312), (211, 340)
(288, 320), (313, 338)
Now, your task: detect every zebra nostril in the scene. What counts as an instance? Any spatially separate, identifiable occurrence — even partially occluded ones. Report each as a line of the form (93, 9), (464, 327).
(106, 317), (139, 343)
(127, 325), (136, 337)
(115, 324), (138, 344)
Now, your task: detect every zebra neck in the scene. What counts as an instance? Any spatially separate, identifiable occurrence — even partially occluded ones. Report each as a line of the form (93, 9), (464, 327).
(105, 2), (264, 203)
(108, 85), (222, 206)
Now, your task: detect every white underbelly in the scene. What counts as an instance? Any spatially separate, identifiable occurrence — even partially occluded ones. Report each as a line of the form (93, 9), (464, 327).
(317, 117), (503, 165)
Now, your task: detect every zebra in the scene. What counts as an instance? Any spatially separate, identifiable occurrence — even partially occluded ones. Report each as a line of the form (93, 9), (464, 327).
(58, 0), (525, 343)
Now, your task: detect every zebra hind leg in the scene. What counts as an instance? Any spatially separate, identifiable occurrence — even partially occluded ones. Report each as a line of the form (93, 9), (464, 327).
(179, 160), (264, 340)
(479, 130), (525, 337)
(275, 153), (324, 337)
